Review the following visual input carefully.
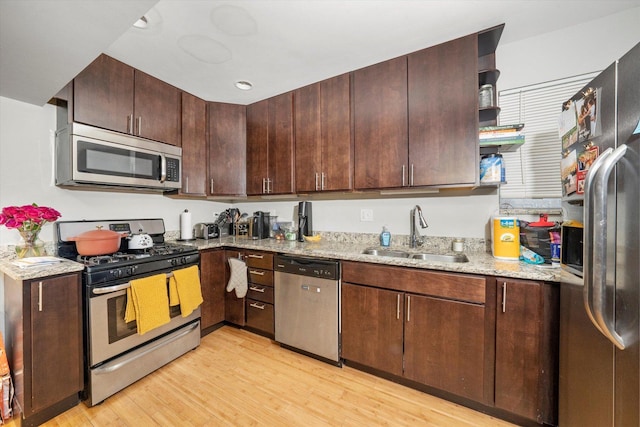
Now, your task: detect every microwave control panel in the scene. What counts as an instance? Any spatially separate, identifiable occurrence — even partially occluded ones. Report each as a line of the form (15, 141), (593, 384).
(166, 158), (180, 182)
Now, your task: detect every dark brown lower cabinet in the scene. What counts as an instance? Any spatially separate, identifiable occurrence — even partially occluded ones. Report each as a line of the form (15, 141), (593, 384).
(341, 283), (404, 376)
(244, 251), (274, 338)
(341, 262), (492, 406)
(200, 249), (226, 334)
(224, 249), (246, 326)
(4, 272), (83, 427)
(495, 278), (559, 425)
(403, 294), (487, 402)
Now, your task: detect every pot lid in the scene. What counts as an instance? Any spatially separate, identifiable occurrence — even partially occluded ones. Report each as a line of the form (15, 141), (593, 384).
(72, 226), (123, 240)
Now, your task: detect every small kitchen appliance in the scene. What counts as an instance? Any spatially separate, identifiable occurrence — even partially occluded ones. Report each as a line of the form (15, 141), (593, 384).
(251, 211), (270, 239)
(55, 218), (201, 406)
(297, 201), (313, 242)
(193, 223), (220, 239)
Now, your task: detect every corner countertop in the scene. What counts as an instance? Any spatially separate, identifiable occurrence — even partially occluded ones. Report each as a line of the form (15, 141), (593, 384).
(182, 236), (561, 283)
(0, 236), (561, 283)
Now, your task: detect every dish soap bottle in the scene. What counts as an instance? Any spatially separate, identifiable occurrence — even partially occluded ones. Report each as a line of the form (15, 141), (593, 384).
(380, 226), (391, 247)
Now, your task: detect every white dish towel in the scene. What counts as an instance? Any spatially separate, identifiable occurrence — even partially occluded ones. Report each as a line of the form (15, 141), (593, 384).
(226, 257), (248, 298)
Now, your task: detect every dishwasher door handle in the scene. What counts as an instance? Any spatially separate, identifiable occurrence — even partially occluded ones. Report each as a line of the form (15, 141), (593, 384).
(301, 284), (320, 293)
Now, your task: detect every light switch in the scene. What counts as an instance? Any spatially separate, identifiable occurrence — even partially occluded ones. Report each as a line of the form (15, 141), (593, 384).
(360, 209), (374, 222)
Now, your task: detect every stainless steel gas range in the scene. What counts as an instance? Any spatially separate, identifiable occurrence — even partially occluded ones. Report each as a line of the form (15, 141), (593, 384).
(55, 219), (201, 406)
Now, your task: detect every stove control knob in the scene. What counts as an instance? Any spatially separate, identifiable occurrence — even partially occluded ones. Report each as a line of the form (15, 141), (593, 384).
(113, 269), (122, 279)
(180, 256), (188, 265)
(170, 258), (178, 267)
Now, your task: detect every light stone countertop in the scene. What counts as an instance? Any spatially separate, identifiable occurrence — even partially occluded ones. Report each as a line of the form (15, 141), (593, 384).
(180, 234), (562, 283)
(0, 232), (561, 283)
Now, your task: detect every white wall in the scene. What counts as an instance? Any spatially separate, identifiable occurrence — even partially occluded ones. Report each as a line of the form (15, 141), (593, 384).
(497, 8), (640, 92)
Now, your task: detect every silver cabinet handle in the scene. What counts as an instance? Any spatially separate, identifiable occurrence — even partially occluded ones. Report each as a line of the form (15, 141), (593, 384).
(406, 295), (411, 322)
(583, 147), (613, 336)
(321, 172), (326, 190)
(210, 178), (214, 194)
(127, 114), (134, 134)
(185, 176), (189, 193)
(501, 282), (507, 313)
(396, 294), (400, 320)
(136, 116), (142, 135)
(250, 302), (266, 310)
(590, 144), (628, 350)
(262, 178), (266, 194)
(249, 286), (265, 293)
(315, 173), (319, 191)
(267, 178), (272, 193)
(249, 270), (265, 276)
(410, 164), (414, 186)
(402, 165), (406, 187)
(248, 254), (264, 259)
(38, 281), (43, 312)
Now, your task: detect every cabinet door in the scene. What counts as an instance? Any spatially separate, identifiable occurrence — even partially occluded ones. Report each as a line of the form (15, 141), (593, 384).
(29, 274), (83, 414)
(246, 99), (269, 195)
(294, 82), (322, 192)
(408, 34), (479, 186)
(268, 92), (295, 194)
(341, 283), (404, 376)
(181, 92), (207, 196)
(320, 73), (352, 191)
(495, 279), (556, 424)
(200, 249), (227, 331)
(134, 70), (182, 146)
(403, 294), (486, 402)
(73, 54), (134, 133)
(224, 250), (246, 325)
(208, 102), (247, 196)
(353, 56), (408, 189)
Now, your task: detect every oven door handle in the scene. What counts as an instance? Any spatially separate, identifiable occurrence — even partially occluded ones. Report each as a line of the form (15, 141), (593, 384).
(92, 272), (178, 295)
(93, 282), (131, 295)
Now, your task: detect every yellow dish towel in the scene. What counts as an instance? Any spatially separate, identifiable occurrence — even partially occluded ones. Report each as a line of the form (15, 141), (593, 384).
(171, 265), (204, 317)
(124, 274), (171, 335)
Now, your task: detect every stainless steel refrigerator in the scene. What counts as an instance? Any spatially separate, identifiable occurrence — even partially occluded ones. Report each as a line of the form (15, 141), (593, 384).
(559, 42), (640, 426)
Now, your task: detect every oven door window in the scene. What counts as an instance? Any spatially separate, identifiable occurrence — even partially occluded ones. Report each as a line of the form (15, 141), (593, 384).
(77, 140), (160, 180)
(106, 290), (182, 344)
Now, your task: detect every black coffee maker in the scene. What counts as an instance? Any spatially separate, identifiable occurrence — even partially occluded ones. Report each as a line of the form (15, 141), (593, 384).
(251, 211), (270, 239)
(297, 201), (312, 242)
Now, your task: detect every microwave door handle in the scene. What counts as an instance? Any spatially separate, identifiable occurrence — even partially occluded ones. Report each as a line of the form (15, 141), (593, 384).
(591, 144), (628, 350)
(582, 147), (612, 336)
(159, 154), (167, 183)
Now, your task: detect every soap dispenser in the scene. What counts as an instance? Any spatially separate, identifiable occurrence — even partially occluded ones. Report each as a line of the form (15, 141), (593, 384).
(380, 226), (391, 247)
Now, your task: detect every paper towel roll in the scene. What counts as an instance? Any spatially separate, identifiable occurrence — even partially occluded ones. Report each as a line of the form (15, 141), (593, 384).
(180, 209), (193, 240)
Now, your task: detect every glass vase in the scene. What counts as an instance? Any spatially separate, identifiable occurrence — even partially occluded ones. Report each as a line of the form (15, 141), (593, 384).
(15, 229), (46, 258)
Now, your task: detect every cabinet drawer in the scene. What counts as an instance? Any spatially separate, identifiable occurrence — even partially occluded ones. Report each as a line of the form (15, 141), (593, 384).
(246, 298), (274, 335)
(247, 284), (274, 304)
(342, 261), (486, 304)
(248, 268), (273, 286)
(245, 251), (273, 269)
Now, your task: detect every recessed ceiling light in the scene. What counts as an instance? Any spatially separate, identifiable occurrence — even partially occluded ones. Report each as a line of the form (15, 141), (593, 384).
(133, 16), (148, 29)
(235, 81), (253, 91)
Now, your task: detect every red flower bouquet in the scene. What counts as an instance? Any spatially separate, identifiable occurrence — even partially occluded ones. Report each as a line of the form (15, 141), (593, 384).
(0, 204), (61, 258)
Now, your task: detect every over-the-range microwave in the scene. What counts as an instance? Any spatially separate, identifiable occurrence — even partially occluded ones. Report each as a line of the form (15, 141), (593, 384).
(55, 122), (181, 192)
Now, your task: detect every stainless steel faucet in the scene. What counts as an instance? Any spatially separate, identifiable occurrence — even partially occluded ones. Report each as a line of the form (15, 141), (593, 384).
(410, 205), (428, 248)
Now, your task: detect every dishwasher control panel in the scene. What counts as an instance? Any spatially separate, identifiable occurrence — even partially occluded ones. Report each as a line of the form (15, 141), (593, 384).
(274, 254), (339, 280)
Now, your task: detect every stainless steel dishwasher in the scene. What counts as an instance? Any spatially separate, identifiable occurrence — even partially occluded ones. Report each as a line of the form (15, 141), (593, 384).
(274, 254), (341, 364)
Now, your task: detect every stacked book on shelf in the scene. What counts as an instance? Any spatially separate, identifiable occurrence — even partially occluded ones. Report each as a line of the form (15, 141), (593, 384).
(479, 123), (525, 150)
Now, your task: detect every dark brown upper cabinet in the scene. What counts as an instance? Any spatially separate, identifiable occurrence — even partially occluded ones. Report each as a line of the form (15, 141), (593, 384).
(180, 92), (207, 196)
(73, 54), (181, 146)
(208, 102), (247, 196)
(246, 92), (294, 195)
(295, 73), (353, 193)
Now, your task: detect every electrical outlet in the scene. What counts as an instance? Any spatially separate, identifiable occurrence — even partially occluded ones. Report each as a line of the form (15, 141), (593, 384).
(360, 209), (374, 222)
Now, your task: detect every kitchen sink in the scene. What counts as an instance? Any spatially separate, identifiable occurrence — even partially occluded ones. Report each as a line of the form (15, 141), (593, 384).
(361, 248), (469, 263)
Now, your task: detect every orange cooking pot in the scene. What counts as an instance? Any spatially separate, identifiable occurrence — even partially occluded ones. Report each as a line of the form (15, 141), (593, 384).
(68, 226), (128, 256)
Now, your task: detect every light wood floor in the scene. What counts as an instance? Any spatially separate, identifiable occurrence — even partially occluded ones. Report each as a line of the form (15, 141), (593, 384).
(13, 326), (517, 426)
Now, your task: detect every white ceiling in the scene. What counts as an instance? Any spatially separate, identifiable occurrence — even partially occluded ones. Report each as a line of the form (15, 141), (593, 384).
(1, 0), (638, 106)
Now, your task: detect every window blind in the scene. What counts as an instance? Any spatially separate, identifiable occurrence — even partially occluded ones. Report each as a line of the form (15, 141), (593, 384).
(497, 72), (600, 199)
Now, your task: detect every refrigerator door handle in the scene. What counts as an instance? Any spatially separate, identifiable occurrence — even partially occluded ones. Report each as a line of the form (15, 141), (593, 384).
(592, 144), (628, 350)
(583, 147), (612, 336)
